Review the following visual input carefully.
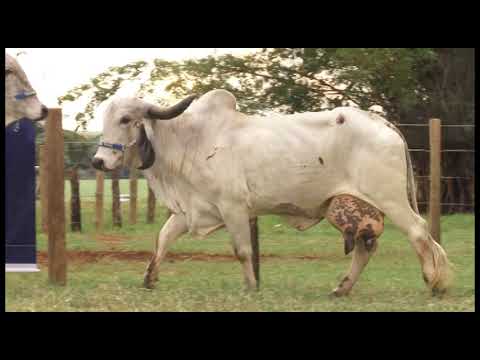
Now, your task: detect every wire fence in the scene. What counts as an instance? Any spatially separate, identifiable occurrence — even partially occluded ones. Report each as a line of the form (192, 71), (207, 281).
(396, 122), (475, 210)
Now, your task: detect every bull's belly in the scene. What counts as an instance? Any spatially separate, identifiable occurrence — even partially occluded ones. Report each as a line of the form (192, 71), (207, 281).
(251, 198), (330, 219)
(245, 173), (343, 217)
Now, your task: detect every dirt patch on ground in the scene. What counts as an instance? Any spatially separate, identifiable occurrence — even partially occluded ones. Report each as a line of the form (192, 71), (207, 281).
(36, 251), (342, 264)
(95, 234), (132, 245)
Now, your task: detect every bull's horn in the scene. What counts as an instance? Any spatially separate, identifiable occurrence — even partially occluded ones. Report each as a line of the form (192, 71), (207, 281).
(146, 95), (197, 120)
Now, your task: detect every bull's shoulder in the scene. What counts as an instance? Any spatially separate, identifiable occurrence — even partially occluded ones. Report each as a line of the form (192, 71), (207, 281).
(191, 89), (237, 112)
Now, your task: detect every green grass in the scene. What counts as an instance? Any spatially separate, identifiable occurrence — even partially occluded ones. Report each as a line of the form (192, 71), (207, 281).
(64, 178), (151, 202)
(5, 180), (475, 311)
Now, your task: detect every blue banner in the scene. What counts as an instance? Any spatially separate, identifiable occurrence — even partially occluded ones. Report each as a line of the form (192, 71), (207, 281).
(5, 119), (38, 270)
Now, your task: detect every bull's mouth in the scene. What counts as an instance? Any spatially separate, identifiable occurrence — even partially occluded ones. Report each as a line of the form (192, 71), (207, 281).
(31, 113), (48, 122)
(93, 161), (125, 173)
(91, 158), (116, 172)
(95, 164), (114, 172)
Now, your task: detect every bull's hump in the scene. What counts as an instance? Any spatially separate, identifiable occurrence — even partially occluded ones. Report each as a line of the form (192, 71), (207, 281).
(193, 89), (237, 112)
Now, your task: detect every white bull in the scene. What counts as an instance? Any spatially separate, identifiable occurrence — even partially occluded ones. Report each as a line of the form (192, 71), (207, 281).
(92, 89), (452, 296)
(5, 53), (48, 127)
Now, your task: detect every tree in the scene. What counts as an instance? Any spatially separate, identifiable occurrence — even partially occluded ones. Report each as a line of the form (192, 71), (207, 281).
(59, 49), (437, 121)
(398, 48), (475, 213)
(58, 60), (149, 130)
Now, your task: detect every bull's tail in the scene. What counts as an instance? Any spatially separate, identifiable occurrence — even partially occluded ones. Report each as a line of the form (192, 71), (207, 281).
(428, 233), (454, 293)
(404, 144), (420, 214)
(383, 119), (419, 214)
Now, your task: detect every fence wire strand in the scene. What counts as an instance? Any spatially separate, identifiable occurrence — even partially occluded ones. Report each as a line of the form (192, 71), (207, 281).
(395, 123), (475, 127)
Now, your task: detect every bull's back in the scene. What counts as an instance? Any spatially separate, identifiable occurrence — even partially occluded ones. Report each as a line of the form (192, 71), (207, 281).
(229, 108), (405, 215)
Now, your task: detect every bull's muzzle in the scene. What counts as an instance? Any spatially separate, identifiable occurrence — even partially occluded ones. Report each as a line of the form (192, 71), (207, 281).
(40, 105), (49, 120)
(31, 105), (49, 122)
(91, 157), (105, 171)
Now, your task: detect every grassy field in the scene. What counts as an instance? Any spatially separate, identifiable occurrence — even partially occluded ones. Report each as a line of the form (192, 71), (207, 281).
(5, 180), (475, 311)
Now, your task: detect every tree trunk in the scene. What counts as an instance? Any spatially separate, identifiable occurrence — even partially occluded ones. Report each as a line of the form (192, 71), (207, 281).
(457, 178), (466, 213)
(469, 177), (474, 212)
(445, 178), (455, 214)
(70, 166), (82, 232)
(411, 152), (430, 214)
(112, 168), (122, 227)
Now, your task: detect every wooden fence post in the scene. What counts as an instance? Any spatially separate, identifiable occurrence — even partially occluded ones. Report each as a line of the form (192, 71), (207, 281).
(45, 108), (67, 286)
(129, 168), (138, 225)
(112, 168), (122, 227)
(147, 187), (156, 224)
(39, 144), (48, 233)
(429, 118), (441, 244)
(250, 217), (260, 288)
(95, 171), (104, 231)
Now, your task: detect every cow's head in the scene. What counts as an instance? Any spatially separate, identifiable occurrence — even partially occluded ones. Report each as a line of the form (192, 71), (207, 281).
(5, 53), (48, 127)
(92, 95), (197, 171)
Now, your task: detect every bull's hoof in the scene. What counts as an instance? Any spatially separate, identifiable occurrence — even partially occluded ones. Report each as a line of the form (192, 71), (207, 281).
(245, 285), (260, 292)
(143, 278), (156, 289)
(431, 287), (447, 297)
(329, 288), (347, 298)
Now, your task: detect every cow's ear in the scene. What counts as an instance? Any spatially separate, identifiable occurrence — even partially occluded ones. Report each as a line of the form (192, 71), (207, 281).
(136, 124), (155, 170)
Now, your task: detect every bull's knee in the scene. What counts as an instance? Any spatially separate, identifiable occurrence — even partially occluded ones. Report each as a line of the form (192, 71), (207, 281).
(234, 245), (252, 262)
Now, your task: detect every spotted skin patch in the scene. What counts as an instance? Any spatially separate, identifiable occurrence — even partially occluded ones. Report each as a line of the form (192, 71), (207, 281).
(326, 195), (384, 254)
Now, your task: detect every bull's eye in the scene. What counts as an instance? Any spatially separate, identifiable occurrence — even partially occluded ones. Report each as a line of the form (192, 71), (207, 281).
(120, 116), (131, 125)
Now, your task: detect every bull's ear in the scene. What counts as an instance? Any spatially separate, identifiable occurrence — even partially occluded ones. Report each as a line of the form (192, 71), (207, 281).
(136, 124), (155, 170)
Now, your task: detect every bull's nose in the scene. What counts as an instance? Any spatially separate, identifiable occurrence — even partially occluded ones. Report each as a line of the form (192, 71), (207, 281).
(91, 157), (104, 170)
(41, 105), (49, 119)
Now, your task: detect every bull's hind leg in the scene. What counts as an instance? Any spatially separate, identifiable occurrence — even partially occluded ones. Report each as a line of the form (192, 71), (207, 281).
(377, 201), (452, 294)
(143, 214), (188, 289)
(326, 195), (384, 296)
(222, 205), (258, 291)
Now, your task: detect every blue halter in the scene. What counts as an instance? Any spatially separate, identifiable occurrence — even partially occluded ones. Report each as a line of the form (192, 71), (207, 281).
(97, 122), (140, 153)
(98, 139), (137, 153)
(10, 90), (39, 126)
(15, 90), (37, 101)
(98, 142), (129, 152)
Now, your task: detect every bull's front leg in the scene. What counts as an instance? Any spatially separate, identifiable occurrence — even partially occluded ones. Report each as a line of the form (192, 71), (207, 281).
(222, 205), (258, 291)
(144, 213), (188, 289)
